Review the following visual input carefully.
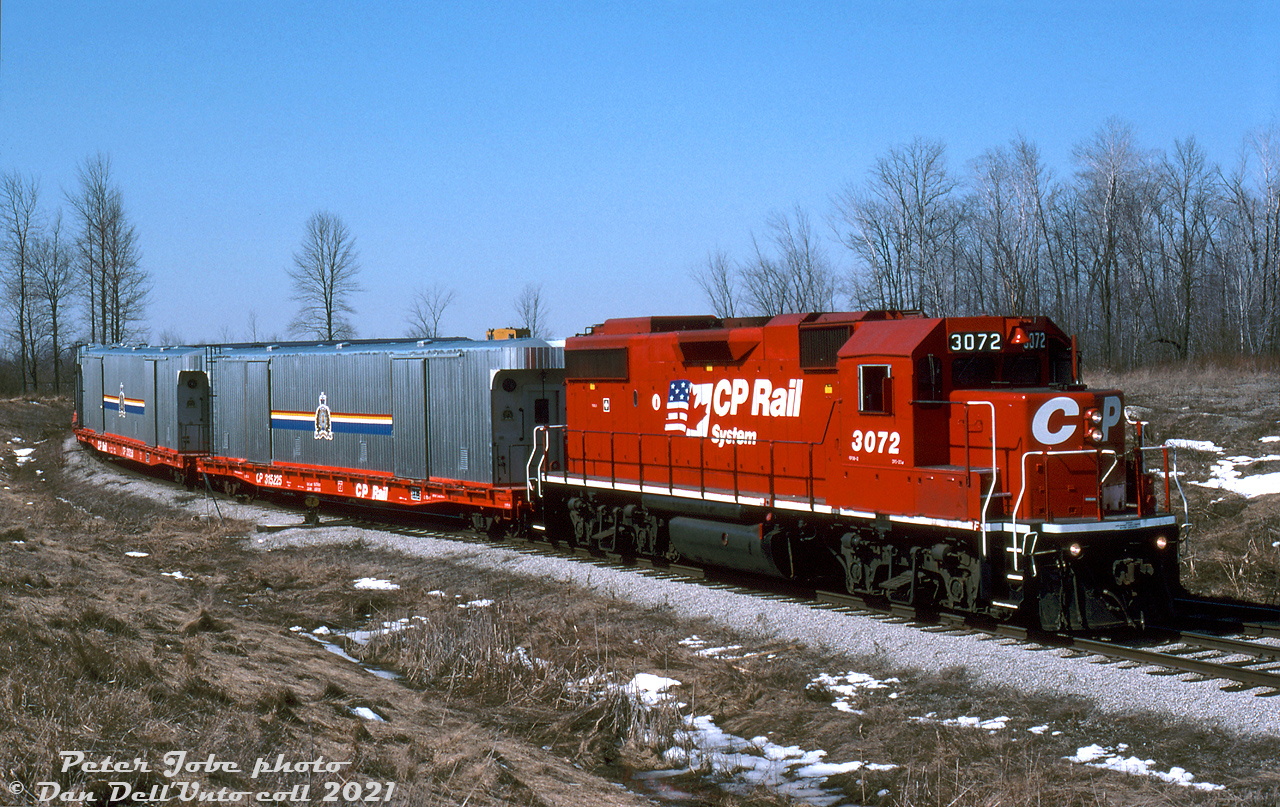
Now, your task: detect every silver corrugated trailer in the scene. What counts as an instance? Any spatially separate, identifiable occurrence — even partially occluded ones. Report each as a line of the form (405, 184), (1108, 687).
(76, 345), (209, 452)
(208, 338), (564, 486)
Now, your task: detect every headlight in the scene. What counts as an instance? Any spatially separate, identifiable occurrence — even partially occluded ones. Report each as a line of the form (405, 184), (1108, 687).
(1088, 428), (1104, 443)
(1087, 408), (1103, 425)
(1068, 542), (1083, 557)
(1155, 535), (1168, 550)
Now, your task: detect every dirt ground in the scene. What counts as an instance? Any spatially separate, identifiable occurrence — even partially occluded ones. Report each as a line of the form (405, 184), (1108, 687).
(1094, 363), (1280, 604)
(0, 399), (657, 807)
(1, 381), (1278, 807)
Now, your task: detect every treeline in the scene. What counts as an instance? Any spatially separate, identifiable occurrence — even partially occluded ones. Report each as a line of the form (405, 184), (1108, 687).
(1, 153), (148, 395)
(696, 118), (1280, 369)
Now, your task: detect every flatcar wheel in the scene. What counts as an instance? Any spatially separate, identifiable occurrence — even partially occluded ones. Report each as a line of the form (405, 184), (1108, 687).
(470, 513), (498, 538)
(303, 495), (321, 527)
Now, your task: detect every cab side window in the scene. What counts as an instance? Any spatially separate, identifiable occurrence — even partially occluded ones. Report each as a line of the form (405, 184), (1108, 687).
(859, 365), (892, 414)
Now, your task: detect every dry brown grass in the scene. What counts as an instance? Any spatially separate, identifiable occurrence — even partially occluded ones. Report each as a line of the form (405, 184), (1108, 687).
(1094, 363), (1280, 604)
(5, 392), (1279, 806)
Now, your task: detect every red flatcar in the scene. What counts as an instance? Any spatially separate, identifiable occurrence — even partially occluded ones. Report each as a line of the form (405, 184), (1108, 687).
(533, 312), (1181, 630)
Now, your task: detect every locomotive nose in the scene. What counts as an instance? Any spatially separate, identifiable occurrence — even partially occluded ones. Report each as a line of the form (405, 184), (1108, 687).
(1030, 392), (1124, 449)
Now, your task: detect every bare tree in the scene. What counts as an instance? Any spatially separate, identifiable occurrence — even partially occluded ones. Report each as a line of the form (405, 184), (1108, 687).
(1142, 136), (1220, 360)
(691, 249), (737, 317)
(155, 327), (185, 346)
(1, 171), (42, 391)
(405, 284), (458, 338)
(67, 153), (149, 343)
(833, 137), (960, 314)
(512, 282), (550, 338)
(1220, 125), (1280, 355)
(1071, 118), (1151, 366)
(741, 233), (790, 316)
(740, 208), (838, 315)
(966, 136), (1052, 316)
(31, 211), (76, 392)
(696, 208), (836, 318)
(767, 206), (838, 312)
(245, 309), (261, 342)
(288, 211), (362, 340)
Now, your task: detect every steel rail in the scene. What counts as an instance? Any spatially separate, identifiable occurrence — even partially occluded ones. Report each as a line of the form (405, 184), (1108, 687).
(1062, 636), (1280, 692)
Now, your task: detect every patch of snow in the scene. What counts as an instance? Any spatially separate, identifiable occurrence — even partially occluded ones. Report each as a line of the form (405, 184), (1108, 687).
(911, 712), (1010, 732)
(1261, 436), (1279, 444)
(125, 551), (149, 557)
(312, 638), (359, 664)
(349, 706), (384, 721)
(508, 645), (550, 671)
(1194, 459), (1280, 498)
(808, 671), (901, 713)
(662, 714), (896, 805)
(344, 615), (427, 645)
(1164, 439), (1223, 453)
(311, 625), (332, 636)
(161, 571), (190, 580)
(13, 447), (34, 465)
(1066, 745), (1223, 791)
(458, 598), (493, 609)
(624, 673), (682, 706)
(352, 577), (399, 590)
(679, 635), (756, 659)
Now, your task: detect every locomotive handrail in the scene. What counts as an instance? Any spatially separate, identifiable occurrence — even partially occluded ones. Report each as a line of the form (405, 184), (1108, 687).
(526, 424), (568, 499)
(968, 401), (999, 560)
(1012, 448), (1120, 533)
(541, 426), (822, 510)
(919, 399), (1000, 558)
(1141, 444), (1190, 523)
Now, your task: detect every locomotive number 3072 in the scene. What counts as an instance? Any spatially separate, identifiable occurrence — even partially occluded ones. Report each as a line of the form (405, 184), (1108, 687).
(850, 429), (900, 454)
(948, 331), (1001, 352)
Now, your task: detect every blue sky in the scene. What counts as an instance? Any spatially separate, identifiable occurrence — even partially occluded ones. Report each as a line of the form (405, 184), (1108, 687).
(3, 1), (1278, 342)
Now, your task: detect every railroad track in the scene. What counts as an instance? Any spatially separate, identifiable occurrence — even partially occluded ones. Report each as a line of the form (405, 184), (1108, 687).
(813, 589), (1280, 695)
(1172, 595), (1280, 639)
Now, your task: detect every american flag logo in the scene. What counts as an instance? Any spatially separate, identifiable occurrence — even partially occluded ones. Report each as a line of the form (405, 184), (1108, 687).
(665, 379), (692, 432)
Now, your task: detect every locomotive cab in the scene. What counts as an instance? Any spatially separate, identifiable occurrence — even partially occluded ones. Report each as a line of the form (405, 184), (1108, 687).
(925, 317), (1180, 630)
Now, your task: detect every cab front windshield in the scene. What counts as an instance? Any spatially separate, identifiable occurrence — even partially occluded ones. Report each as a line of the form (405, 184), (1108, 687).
(950, 343), (1073, 389)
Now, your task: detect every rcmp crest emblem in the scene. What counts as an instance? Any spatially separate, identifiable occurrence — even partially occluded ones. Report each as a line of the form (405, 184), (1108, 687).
(118, 383), (127, 418)
(314, 392), (333, 440)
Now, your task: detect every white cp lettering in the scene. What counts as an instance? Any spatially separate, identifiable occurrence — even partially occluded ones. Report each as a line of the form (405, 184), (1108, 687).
(1100, 395), (1122, 442)
(1032, 396), (1080, 446)
(713, 378), (750, 416)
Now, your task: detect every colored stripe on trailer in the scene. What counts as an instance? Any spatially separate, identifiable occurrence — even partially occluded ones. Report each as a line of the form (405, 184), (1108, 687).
(270, 410), (394, 436)
(103, 395), (146, 416)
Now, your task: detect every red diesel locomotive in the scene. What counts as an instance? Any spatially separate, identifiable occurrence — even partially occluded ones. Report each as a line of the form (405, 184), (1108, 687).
(533, 311), (1181, 631)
